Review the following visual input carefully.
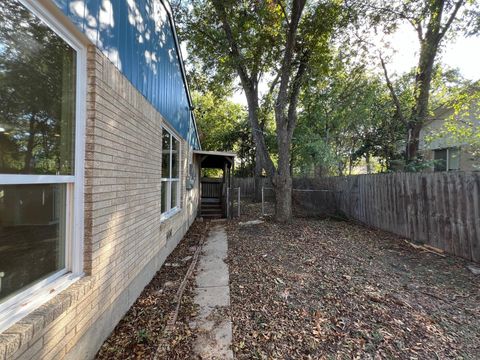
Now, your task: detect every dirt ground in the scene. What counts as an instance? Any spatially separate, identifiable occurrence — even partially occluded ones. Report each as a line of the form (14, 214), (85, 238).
(226, 201), (480, 359)
(95, 221), (207, 360)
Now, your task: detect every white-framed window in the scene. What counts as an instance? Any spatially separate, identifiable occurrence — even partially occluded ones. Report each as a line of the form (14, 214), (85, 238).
(0, 0), (85, 332)
(161, 127), (181, 218)
(434, 147), (460, 172)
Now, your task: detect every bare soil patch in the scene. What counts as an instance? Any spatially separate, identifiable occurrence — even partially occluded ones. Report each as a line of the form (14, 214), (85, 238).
(95, 221), (207, 360)
(226, 201), (480, 359)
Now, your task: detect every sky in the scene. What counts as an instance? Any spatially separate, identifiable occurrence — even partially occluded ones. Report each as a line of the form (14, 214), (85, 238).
(228, 24), (480, 106)
(385, 23), (480, 79)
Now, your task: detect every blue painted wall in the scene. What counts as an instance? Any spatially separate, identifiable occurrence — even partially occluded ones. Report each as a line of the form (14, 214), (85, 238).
(53, 0), (200, 149)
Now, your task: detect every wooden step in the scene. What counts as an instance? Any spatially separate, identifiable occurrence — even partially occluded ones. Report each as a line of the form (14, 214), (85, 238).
(201, 203), (222, 207)
(202, 211), (223, 215)
(202, 213), (223, 219)
(201, 198), (221, 204)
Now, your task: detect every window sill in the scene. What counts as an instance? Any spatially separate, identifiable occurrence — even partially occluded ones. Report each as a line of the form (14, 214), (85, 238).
(0, 276), (94, 359)
(160, 207), (181, 222)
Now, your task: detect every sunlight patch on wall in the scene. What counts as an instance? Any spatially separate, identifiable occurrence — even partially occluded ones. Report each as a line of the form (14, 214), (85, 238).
(99, 0), (114, 29)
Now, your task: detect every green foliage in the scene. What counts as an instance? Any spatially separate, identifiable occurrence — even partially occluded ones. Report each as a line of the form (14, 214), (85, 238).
(193, 91), (245, 151)
(293, 56), (405, 176)
(176, 0), (345, 186)
(175, 0), (284, 90)
(426, 84), (480, 164)
(352, 0), (480, 164)
(292, 132), (339, 176)
(177, 0), (479, 178)
(192, 91), (257, 176)
(381, 65), (473, 172)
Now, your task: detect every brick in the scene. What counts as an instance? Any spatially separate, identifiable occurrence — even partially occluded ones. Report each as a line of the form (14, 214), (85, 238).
(3, 323), (34, 350)
(2, 36), (200, 360)
(43, 328), (76, 360)
(11, 338), (42, 360)
(0, 334), (21, 359)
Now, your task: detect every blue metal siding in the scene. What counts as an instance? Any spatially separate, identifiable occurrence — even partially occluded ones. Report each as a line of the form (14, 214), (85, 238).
(53, 0), (199, 149)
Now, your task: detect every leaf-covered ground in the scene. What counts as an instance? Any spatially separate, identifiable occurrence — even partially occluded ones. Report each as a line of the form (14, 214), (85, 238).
(95, 221), (207, 360)
(226, 201), (480, 359)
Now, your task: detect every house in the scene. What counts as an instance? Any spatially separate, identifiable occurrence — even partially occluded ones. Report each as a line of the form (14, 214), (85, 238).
(0, 1), (234, 358)
(419, 96), (480, 172)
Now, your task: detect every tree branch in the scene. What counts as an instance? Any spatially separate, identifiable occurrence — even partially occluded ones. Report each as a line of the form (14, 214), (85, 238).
(367, 3), (419, 34)
(414, 22), (424, 42)
(287, 51), (310, 138)
(380, 55), (407, 126)
(276, 0), (290, 27)
(211, 0), (251, 86)
(439, 0), (464, 40)
(267, 71), (281, 99)
(275, 0), (307, 120)
(211, 0), (276, 178)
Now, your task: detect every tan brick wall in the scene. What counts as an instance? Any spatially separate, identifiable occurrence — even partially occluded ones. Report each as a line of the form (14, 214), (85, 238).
(4, 46), (199, 360)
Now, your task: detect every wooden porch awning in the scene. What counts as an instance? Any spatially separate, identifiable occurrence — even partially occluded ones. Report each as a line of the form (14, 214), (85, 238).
(194, 150), (236, 169)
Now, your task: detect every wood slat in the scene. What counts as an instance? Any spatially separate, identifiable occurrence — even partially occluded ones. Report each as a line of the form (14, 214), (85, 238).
(234, 172), (480, 262)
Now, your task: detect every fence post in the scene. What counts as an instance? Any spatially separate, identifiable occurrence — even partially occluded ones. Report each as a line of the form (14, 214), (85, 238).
(226, 187), (230, 219)
(237, 187), (241, 217)
(261, 186), (264, 216)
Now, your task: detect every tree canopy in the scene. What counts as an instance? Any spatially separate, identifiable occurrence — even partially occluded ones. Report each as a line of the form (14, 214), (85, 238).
(175, 0), (480, 220)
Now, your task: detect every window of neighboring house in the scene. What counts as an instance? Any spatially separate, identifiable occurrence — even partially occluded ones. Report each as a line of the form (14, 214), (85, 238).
(0, 0), (85, 331)
(161, 128), (180, 217)
(434, 147), (460, 172)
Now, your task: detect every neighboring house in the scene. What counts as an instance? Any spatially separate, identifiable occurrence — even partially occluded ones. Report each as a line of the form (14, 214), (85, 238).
(0, 1), (233, 359)
(419, 100), (480, 172)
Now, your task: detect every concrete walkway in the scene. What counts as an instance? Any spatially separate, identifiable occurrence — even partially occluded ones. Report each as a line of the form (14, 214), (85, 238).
(193, 224), (233, 359)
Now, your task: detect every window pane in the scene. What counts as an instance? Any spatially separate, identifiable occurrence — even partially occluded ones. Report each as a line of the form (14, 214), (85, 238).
(162, 130), (170, 178)
(171, 181), (178, 209)
(448, 148), (460, 171)
(0, 184), (66, 303)
(0, 0), (76, 175)
(434, 149), (447, 172)
(161, 181), (169, 214)
(172, 137), (179, 178)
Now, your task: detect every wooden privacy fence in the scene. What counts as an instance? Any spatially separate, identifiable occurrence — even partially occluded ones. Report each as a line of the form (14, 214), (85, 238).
(234, 177), (271, 197)
(235, 173), (480, 262)
(330, 172), (480, 262)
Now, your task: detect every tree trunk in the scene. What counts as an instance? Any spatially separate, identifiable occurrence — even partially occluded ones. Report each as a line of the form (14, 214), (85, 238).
(273, 172), (292, 222)
(253, 146), (263, 202)
(406, 40), (437, 162)
(366, 152), (371, 174)
(405, 0), (446, 163)
(244, 87), (275, 178)
(211, 0), (308, 223)
(273, 129), (292, 222)
(406, 123), (423, 163)
(272, 125), (293, 222)
(314, 164), (324, 178)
